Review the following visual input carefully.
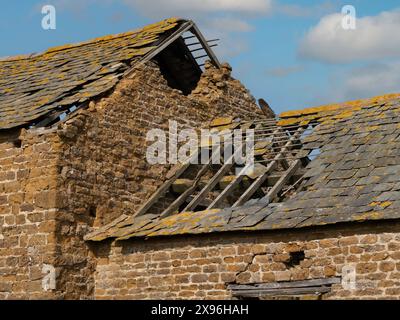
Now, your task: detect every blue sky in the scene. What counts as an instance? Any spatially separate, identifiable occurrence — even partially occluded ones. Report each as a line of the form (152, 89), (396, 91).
(1, 1), (400, 114)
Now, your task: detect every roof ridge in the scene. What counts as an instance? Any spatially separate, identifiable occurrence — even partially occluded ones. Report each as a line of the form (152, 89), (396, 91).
(279, 93), (400, 119)
(0, 17), (186, 129)
(0, 17), (183, 63)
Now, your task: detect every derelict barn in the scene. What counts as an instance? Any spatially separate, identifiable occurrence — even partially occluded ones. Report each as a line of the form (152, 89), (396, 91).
(1, 18), (400, 300)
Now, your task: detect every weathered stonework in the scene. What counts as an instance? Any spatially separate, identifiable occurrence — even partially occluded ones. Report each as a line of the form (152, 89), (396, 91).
(0, 61), (267, 299)
(0, 128), (62, 299)
(3, 55), (398, 301)
(93, 221), (400, 300)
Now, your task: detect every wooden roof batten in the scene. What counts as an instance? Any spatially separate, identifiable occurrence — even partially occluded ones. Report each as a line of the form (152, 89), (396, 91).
(84, 94), (400, 242)
(133, 119), (312, 219)
(126, 20), (221, 77)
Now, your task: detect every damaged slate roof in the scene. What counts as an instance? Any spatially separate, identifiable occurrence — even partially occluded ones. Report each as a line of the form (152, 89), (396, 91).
(0, 18), (181, 129)
(85, 93), (400, 241)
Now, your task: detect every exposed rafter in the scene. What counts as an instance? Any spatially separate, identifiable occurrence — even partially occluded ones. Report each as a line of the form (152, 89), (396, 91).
(133, 118), (311, 218)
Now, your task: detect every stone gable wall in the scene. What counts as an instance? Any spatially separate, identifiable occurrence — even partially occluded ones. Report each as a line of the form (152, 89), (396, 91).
(55, 61), (267, 299)
(0, 61), (269, 299)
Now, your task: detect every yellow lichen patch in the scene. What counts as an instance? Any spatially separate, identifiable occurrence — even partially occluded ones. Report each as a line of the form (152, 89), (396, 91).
(278, 110), (301, 118)
(299, 120), (310, 126)
(254, 148), (268, 156)
(81, 92), (94, 98)
(320, 119), (335, 125)
(277, 117), (301, 127)
(332, 111), (354, 119)
(368, 201), (392, 209)
(280, 104), (343, 119)
(210, 117), (234, 127)
(278, 93), (400, 127)
(219, 175), (236, 189)
(0, 18), (179, 64)
(215, 123), (240, 131)
(38, 97), (51, 105)
(0, 54), (33, 62)
(353, 212), (383, 221)
(380, 201), (392, 209)
(44, 43), (76, 54)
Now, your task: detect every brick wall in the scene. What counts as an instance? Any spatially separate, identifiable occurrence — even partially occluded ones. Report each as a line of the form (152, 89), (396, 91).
(55, 61), (267, 299)
(0, 128), (62, 299)
(58, 61), (267, 227)
(0, 60), (269, 299)
(93, 221), (400, 300)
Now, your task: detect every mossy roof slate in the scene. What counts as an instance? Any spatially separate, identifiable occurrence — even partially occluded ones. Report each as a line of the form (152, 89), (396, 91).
(0, 18), (181, 129)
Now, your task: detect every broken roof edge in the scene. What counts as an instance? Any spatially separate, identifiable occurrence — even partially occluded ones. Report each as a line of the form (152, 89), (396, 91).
(0, 17), (185, 63)
(84, 205), (400, 242)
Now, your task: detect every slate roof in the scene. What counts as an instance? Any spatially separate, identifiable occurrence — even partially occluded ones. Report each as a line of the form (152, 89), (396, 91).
(0, 18), (181, 129)
(85, 93), (400, 241)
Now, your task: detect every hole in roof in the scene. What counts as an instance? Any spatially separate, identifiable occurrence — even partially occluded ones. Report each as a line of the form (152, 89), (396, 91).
(300, 125), (313, 139)
(134, 121), (321, 218)
(308, 148), (321, 161)
(59, 112), (68, 121)
(155, 36), (202, 95)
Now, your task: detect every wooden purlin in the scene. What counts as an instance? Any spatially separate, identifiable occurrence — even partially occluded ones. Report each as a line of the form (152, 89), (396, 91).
(228, 277), (340, 298)
(183, 144), (243, 212)
(263, 159), (302, 204)
(272, 127), (290, 170)
(207, 128), (280, 210)
(230, 286), (330, 298)
(190, 23), (221, 68)
(133, 149), (200, 217)
(135, 123), (307, 217)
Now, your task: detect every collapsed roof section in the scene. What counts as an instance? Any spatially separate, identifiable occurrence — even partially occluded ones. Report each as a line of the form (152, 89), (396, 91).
(0, 18), (220, 130)
(124, 116), (313, 219)
(86, 94), (400, 241)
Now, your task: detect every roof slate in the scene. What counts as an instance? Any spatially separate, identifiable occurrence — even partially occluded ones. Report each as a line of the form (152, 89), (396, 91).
(85, 94), (400, 241)
(0, 18), (181, 129)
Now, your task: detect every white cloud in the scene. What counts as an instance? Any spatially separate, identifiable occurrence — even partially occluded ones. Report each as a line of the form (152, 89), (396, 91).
(341, 62), (400, 99)
(194, 19), (251, 59)
(37, 0), (272, 59)
(36, 0), (115, 15)
(206, 18), (254, 33)
(309, 61), (400, 106)
(121, 1), (273, 59)
(123, 0), (272, 18)
(274, 1), (336, 18)
(299, 9), (400, 63)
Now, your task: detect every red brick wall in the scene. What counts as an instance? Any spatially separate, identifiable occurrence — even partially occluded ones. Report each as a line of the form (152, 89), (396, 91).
(92, 221), (400, 300)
